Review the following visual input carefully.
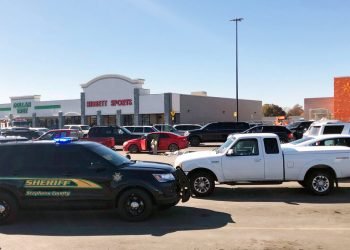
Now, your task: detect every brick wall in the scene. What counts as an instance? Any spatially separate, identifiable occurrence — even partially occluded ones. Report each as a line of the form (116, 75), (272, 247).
(334, 77), (350, 122)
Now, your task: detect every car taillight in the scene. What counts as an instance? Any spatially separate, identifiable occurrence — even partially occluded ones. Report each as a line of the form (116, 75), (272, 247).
(288, 133), (294, 139)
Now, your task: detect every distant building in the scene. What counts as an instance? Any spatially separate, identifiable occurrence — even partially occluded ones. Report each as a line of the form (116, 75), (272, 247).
(0, 74), (262, 128)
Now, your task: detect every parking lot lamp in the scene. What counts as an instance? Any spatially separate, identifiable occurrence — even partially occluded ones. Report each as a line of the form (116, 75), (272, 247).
(230, 18), (243, 122)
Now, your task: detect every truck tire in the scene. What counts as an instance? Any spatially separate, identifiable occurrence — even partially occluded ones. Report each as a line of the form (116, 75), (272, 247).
(117, 188), (153, 221)
(306, 170), (334, 195)
(128, 144), (139, 153)
(190, 171), (215, 197)
(168, 143), (179, 152)
(298, 181), (307, 188)
(0, 193), (18, 225)
(189, 136), (200, 147)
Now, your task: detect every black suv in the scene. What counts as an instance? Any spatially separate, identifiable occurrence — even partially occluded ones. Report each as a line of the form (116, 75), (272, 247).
(88, 126), (142, 145)
(186, 122), (250, 146)
(286, 121), (314, 139)
(237, 125), (294, 143)
(0, 141), (190, 224)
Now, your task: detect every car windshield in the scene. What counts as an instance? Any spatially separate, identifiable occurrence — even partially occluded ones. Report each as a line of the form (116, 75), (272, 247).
(85, 143), (131, 167)
(81, 125), (90, 130)
(289, 137), (313, 145)
(216, 137), (236, 154)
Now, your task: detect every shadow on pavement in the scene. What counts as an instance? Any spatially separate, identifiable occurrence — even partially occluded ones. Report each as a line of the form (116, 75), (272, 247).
(1, 206), (234, 236)
(201, 185), (350, 204)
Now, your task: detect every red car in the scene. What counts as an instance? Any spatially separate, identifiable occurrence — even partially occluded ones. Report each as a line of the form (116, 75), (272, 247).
(123, 132), (188, 153)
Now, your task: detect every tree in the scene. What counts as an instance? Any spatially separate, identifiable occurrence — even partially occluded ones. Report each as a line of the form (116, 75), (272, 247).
(287, 104), (304, 116)
(262, 104), (286, 117)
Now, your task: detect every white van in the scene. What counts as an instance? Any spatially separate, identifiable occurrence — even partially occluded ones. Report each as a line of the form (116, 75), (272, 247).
(304, 120), (350, 138)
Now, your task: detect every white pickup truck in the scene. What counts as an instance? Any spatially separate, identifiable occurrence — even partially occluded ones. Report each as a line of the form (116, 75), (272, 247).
(174, 133), (350, 196)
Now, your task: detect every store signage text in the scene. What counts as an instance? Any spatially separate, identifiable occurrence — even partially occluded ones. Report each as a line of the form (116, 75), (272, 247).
(13, 102), (31, 114)
(87, 99), (133, 107)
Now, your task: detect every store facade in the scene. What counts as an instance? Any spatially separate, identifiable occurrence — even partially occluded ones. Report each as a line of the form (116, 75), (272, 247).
(0, 74), (262, 128)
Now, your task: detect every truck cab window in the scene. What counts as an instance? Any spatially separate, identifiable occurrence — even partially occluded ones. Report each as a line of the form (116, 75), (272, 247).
(232, 139), (259, 156)
(263, 138), (279, 154)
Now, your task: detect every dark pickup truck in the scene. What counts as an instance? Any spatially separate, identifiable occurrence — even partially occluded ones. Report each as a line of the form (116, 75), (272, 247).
(88, 126), (143, 145)
(185, 122), (250, 146)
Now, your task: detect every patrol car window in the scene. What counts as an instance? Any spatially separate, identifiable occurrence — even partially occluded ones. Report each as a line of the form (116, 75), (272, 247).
(11, 145), (57, 176)
(85, 143), (130, 167)
(0, 147), (13, 176)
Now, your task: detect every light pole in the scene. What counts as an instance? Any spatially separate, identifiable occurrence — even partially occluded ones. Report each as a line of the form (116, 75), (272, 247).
(230, 18), (243, 122)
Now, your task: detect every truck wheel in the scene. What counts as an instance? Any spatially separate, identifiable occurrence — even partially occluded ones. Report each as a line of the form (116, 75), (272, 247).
(128, 144), (139, 153)
(189, 137), (200, 147)
(0, 193), (18, 225)
(298, 181), (307, 188)
(190, 171), (215, 197)
(168, 143), (179, 152)
(306, 170), (334, 195)
(117, 188), (153, 221)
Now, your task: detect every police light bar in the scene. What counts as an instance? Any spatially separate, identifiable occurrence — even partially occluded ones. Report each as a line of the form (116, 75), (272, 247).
(54, 137), (73, 144)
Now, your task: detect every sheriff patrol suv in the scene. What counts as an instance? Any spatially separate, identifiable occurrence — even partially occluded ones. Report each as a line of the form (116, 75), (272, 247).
(0, 139), (190, 224)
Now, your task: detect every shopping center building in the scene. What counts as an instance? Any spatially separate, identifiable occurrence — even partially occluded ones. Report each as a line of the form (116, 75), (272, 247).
(0, 74), (262, 129)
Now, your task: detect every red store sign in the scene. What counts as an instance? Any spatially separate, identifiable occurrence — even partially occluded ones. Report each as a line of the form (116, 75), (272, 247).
(86, 99), (133, 107)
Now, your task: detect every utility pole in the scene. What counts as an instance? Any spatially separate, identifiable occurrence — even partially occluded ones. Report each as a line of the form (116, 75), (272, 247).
(230, 18), (243, 122)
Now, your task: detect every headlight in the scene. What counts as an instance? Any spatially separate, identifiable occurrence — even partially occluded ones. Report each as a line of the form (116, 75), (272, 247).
(152, 173), (175, 182)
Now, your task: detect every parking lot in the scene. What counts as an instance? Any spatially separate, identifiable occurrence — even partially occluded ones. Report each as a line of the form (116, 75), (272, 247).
(0, 144), (349, 250)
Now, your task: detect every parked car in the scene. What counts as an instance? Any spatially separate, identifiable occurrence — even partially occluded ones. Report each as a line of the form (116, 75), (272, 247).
(185, 122), (250, 146)
(153, 124), (184, 135)
(173, 124), (202, 132)
(63, 124), (90, 137)
(37, 129), (81, 140)
(123, 132), (189, 153)
(0, 140), (190, 224)
(175, 133), (350, 196)
(229, 125), (294, 143)
(304, 120), (350, 138)
(286, 121), (313, 139)
(124, 125), (158, 134)
(283, 134), (350, 148)
(88, 126), (142, 145)
(1, 127), (42, 139)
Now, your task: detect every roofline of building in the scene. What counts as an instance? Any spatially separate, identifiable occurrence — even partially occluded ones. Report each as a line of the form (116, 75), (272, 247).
(81, 74), (145, 89)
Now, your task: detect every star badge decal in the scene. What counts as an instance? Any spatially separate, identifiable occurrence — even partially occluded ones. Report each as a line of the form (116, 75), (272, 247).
(113, 172), (122, 182)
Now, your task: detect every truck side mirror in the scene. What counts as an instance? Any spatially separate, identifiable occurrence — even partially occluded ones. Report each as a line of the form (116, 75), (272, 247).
(226, 149), (234, 156)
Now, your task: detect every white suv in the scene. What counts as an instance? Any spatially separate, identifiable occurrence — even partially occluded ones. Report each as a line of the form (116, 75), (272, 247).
(303, 120), (350, 138)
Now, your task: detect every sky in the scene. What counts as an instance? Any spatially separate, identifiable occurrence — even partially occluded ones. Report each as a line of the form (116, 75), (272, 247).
(0, 0), (349, 108)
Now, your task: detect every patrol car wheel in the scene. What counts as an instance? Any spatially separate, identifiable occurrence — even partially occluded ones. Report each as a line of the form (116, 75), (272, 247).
(128, 144), (139, 153)
(118, 189), (153, 221)
(0, 193), (18, 225)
